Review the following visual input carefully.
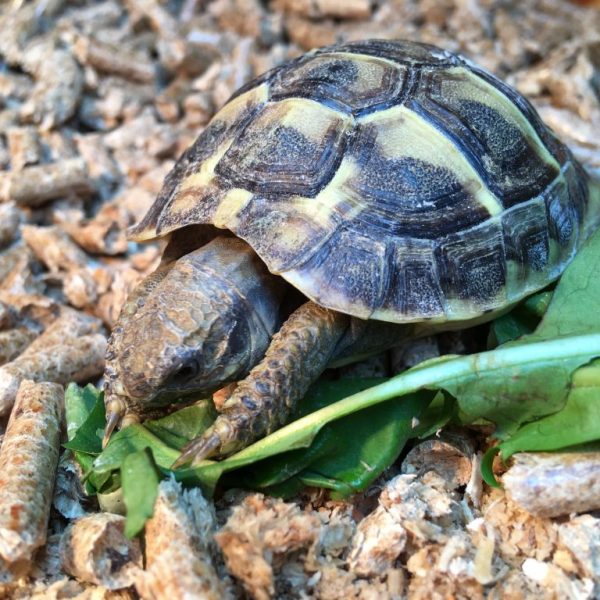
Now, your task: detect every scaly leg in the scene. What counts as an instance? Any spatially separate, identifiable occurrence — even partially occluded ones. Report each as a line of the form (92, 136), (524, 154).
(173, 302), (350, 467)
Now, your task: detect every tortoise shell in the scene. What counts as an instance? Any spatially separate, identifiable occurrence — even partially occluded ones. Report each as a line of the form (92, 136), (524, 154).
(131, 39), (594, 323)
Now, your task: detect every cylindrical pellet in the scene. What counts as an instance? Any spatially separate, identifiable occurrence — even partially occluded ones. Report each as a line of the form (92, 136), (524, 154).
(0, 381), (63, 568)
(60, 513), (142, 589)
(503, 452), (600, 517)
(0, 333), (106, 416)
(136, 478), (229, 600)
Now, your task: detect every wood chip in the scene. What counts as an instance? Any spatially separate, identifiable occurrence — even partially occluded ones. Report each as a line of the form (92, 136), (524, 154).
(275, 0), (371, 20)
(0, 381), (63, 576)
(20, 45), (84, 130)
(0, 203), (22, 249)
(6, 126), (42, 170)
(59, 513), (142, 589)
(21, 308), (103, 357)
(21, 225), (89, 272)
(0, 328), (37, 366)
(215, 494), (321, 600)
(401, 432), (475, 489)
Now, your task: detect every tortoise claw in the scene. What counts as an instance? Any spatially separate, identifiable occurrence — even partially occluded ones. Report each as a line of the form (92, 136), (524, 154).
(172, 430), (222, 469)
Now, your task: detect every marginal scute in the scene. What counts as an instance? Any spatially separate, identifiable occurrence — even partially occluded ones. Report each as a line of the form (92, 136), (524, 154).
(134, 39), (592, 323)
(283, 229), (388, 319)
(502, 199), (549, 276)
(379, 238), (443, 321)
(233, 195), (340, 272)
(436, 219), (507, 312)
(216, 98), (350, 196)
(130, 84), (269, 241)
(545, 179), (578, 249)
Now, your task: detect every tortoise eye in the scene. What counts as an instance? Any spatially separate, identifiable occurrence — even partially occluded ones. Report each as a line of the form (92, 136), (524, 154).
(171, 360), (199, 382)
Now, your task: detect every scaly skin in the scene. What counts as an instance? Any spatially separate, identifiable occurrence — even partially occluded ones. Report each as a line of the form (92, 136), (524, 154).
(104, 262), (173, 442)
(103, 237), (284, 446)
(173, 302), (350, 466)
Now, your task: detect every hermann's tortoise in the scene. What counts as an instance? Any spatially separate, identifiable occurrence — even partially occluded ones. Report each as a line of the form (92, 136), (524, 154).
(103, 40), (600, 466)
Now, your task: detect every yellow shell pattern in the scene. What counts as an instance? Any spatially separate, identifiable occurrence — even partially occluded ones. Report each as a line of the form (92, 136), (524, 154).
(130, 40), (593, 323)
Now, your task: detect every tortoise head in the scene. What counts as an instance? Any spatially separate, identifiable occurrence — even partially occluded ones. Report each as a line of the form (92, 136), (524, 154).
(103, 237), (282, 445)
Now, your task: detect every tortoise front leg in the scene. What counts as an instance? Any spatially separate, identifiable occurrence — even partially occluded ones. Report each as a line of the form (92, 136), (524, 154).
(172, 302), (350, 467)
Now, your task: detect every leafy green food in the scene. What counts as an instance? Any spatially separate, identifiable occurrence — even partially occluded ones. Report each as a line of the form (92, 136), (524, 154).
(482, 358), (600, 486)
(232, 382), (434, 499)
(65, 383), (100, 441)
(121, 448), (159, 538)
(65, 227), (600, 534)
(64, 386), (105, 454)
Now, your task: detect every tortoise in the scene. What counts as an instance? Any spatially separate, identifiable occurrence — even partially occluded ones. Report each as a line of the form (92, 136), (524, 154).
(103, 39), (600, 467)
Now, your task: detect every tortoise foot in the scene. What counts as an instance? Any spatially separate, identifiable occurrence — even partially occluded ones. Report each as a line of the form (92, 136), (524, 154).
(172, 416), (240, 468)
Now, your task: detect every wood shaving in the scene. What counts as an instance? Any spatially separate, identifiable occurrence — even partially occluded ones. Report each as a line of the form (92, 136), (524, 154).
(216, 494), (321, 600)
(1, 158), (94, 207)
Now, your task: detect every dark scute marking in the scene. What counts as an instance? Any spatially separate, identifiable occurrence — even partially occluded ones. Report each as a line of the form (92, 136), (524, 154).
(293, 229), (388, 315)
(347, 124), (489, 238)
(435, 221), (506, 307)
(386, 239), (443, 317)
(502, 201), (549, 275)
(216, 106), (348, 196)
(317, 39), (459, 66)
(545, 180), (578, 247)
(408, 98), (491, 187)
(426, 71), (558, 206)
(566, 160), (590, 225)
(271, 54), (406, 114)
(353, 66), (420, 119)
(234, 196), (338, 271)
(466, 64), (569, 164)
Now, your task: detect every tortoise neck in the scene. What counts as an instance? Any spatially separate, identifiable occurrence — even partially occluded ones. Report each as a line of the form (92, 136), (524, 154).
(189, 236), (285, 341)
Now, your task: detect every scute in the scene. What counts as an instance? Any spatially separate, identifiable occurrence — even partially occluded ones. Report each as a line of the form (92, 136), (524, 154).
(216, 98), (350, 196)
(417, 67), (561, 206)
(270, 53), (408, 114)
(134, 40), (596, 323)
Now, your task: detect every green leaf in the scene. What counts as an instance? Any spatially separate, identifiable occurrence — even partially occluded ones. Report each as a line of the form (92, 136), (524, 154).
(522, 290), (553, 317)
(532, 229), (600, 339)
(121, 448), (159, 538)
(145, 401), (216, 449)
(64, 393), (106, 455)
(93, 424), (179, 474)
(65, 383), (101, 441)
(490, 312), (533, 346)
(481, 447), (500, 488)
(237, 380), (432, 497)
(303, 392), (432, 499)
(496, 358), (600, 460)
